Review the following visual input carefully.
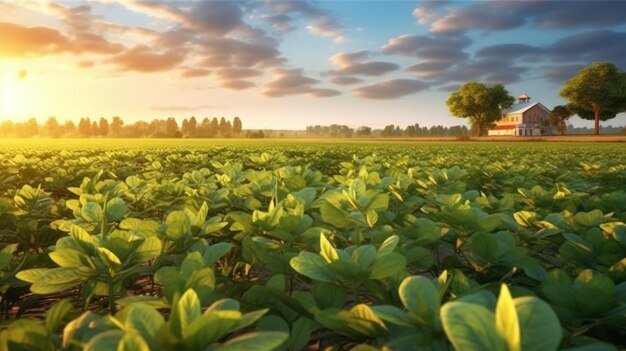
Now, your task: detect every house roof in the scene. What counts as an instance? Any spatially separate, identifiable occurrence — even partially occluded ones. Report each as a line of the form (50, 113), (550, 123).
(501, 101), (550, 115)
(492, 125), (517, 130)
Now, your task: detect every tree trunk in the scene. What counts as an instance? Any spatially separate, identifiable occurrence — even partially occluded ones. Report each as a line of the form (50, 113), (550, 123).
(594, 109), (600, 135)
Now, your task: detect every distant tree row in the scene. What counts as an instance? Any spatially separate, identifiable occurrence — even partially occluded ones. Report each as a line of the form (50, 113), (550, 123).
(306, 124), (469, 138)
(0, 116), (243, 138)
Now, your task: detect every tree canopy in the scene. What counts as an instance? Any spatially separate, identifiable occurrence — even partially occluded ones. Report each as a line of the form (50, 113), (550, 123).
(560, 62), (626, 135)
(549, 105), (573, 135)
(446, 82), (515, 136)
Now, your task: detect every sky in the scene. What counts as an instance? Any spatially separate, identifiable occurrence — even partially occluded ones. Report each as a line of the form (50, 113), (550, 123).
(1, 0), (626, 130)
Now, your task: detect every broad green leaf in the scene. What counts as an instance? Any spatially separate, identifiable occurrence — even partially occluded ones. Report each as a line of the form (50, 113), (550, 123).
(399, 276), (440, 327)
(85, 330), (124, 351)
(45, 299), (75, 333)
(370, 253), (406, 279)
(213, 332), (289, 351)
(97, 247), (122, 270)
(441, 301), (506, 351)
(82, 202), (103, 223)
(290, 317), (315, 351)
(106, 198), (128, 222)
(123, 304), (164, 350)
(320, 234), (339, 263)
(495, 285), (520, 351)
(365, 209), (378, 227)
(515, 296), (561, 351)
(291, 252), (336, 283)
(165, 211), (191, 241)
(574, 210), (604, 227)
(117, 332), (150, 351)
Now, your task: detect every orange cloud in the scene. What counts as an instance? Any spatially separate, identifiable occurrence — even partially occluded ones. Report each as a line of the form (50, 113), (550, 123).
(108, 45), (186, 73)
(0, 21), (71, 57)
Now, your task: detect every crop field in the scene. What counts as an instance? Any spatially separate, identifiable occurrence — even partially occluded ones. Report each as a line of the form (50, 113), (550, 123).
(0, 139), (625, 350)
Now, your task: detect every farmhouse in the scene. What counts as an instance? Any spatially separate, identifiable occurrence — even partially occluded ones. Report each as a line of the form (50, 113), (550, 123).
(488, 93), (552, 136)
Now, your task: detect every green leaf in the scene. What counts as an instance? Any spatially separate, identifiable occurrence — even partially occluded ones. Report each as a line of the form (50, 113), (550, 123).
(106, 198), (128, 222)
(319, 234), (339, 263)
(352, 245), (377, 270)
(495, 285), (520, 351)
(82, 202), (103, 223)
(377, 235), (399, 257)
(49, 249), (91, 268)
(365, 210), (378, 227)
(213, 332), (289, 351)
(367, 193), (389, 212)
(165, 211), (191, 241)
(85, 330), (124, 351)
(399, 276), (440, 327)
(369, 253), (406, 280)
(290, 317), (315, 351)
(117, 332), (150, 351)
(291, 252), (336, 283)
(97, 247), (122, 270)
(123, 304), (164, 350)
(256, 316), (289, 351)
(203, 242), (234, 265)
(29, 268), (86, 294)
(441, 301), (506, 351)
(574, 210), (604, 227)
(45, 299), (75, 333)
(515, 296), (561, 351)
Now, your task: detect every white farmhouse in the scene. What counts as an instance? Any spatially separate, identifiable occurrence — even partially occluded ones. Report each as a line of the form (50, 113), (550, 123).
(488, 94), (552, 136)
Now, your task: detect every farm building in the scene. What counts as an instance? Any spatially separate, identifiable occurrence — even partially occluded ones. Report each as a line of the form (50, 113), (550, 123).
(488, 94), (552, 136)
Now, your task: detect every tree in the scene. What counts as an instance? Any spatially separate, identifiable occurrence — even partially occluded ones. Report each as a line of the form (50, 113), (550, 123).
(78, 118), (92, 137)
(188, 116), (198, 137)
(209, 118), (219, 137)
(45, 116), (62, 138)
(64, 120), (76, 136)
(560, 62), (626, 135)
(549, 105), (573, 135)
(165, 117), (181, 137)
(98, 117), (109, 136)
(232, 117), (242, 135)
(446, 82), (515, 136)
(110, 116), (124, 136)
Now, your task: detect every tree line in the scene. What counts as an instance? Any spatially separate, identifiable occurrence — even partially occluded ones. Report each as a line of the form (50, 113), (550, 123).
(306, 124), (469, 138)
(446, 62), (626, 136)
(0, 116), (243, 138)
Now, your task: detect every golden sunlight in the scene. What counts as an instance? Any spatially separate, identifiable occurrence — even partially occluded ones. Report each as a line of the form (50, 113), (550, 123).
(1, 62), (28, 120)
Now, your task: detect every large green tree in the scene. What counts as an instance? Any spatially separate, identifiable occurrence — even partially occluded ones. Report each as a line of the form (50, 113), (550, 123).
(549, 105), (573, 135)
(446, 82), (515, 136)
(560, 62), (626, 135)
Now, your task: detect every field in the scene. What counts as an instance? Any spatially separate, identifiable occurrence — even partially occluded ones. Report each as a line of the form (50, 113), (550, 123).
(0, 139), (625, 350)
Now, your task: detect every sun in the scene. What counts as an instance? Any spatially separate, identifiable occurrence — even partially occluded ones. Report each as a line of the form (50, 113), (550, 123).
(0, 65), (28, 120)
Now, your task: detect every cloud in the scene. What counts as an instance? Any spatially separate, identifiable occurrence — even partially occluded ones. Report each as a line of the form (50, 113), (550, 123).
(353, 79), (430, 100)
(108, 45), (186, 72)
(428, 1), (626, 33)
(262, 0), (345, 42)
(547, 30), (626, 67)
(263, 69), (341, 98)
(330, 76), (363, 85)
(475, 44), (544, 62)
(180, 67), (211, 78)
(540, 65), (586, 85)
(413, 1), (449, 25)
(329, 50), (399, 77)
(406, 61), (455, 79)
(0, 21), (71, 57)
(382, 33), (471, 62)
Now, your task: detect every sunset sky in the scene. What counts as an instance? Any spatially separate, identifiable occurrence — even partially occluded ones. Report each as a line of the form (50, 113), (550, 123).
(1, 0), (626, 130)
